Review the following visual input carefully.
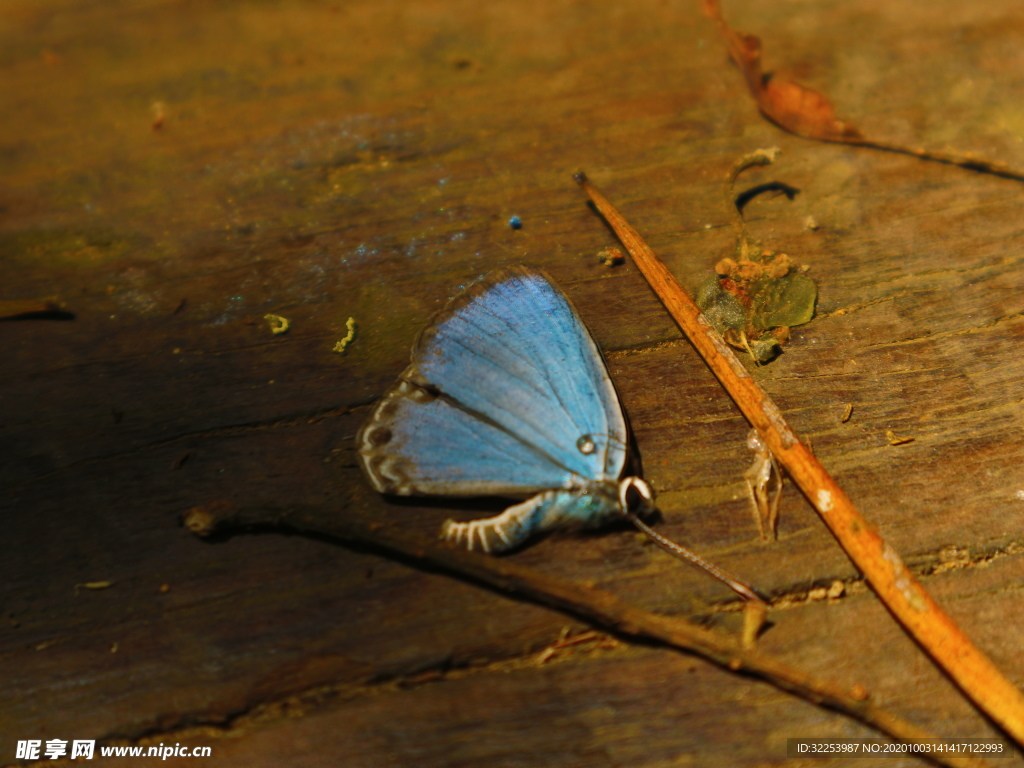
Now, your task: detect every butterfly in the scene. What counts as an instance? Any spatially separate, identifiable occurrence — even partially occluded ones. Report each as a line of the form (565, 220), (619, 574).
(358, 265), (653, 553)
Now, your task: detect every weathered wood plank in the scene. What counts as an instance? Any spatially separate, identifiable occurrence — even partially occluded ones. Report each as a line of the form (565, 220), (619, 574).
(3, 0), (1024, 763)
(84, 554), (1024, 767)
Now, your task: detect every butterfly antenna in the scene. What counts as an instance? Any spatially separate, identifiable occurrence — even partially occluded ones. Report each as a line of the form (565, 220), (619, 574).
(618, 478), (768, 604)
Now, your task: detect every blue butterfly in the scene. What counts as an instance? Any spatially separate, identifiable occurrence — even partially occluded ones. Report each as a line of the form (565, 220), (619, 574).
(358, 265), (653, 553)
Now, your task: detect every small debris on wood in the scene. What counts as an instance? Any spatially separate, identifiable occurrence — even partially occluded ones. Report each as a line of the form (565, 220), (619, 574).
(333, 316), (357, 353)
(741, 599), (768, 650)
(74, 581), (114, 594)
(264, 314), (290, 335)
(696, 149), (817, 363)
(850, 685), (869, 702)
(886, 430), (915, 446)
(597, 246), (625, 267)
(151, 100), (166, 131)
(743, 428), (783, 542)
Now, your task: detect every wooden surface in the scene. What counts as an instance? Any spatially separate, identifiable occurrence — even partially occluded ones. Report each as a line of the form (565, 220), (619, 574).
(3, 0), (1024, 765)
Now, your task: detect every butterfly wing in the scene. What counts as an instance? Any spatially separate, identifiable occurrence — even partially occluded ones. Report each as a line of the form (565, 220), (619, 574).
(358, 266), (628, 496)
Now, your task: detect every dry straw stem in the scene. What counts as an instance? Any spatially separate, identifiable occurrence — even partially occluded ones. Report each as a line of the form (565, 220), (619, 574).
(184, 502), (993, 768)
(573, 170), (1024, 747)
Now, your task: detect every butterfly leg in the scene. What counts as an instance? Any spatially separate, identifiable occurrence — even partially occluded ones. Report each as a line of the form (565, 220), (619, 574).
(441, 491), (565, 553)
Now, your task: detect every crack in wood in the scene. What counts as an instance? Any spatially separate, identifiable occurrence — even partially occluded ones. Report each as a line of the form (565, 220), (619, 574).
(7, 400), (375, 493)
(818, 289), (912, 320)
(51, 628), (631, 755)
(868, 311), (1024, 347)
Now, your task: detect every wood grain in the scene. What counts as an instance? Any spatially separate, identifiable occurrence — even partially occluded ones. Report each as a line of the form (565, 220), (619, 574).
(3, 0), (1024, 765)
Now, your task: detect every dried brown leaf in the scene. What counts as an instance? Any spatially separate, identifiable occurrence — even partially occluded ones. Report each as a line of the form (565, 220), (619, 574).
(701, 0), (1024, 182)
(702, 0), (861, 141)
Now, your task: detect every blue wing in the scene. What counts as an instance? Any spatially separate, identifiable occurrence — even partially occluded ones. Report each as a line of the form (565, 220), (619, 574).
(358, 266), (628, 496)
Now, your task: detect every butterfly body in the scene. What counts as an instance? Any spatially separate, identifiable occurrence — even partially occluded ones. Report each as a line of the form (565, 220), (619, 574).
(441, 482), (626, 552)
(358, 266), (651, 552)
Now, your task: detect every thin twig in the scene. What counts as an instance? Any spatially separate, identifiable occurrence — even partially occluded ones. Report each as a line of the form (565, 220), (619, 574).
(843, 139), (1024, 184)
(573, 170), (1024, 748)
(184, 501), (996, 768)
(724, 147), (780, 260)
